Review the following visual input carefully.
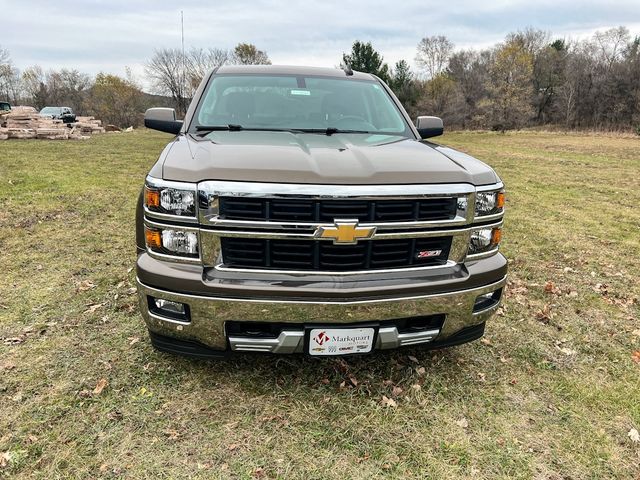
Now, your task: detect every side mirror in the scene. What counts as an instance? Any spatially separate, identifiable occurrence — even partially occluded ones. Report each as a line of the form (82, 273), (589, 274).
(144, 108), (183, 135)
(416, 116), (444, 139)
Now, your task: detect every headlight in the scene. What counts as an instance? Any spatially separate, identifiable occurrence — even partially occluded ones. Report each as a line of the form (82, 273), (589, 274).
(145, 226), (199, 258)
(469, 226), (502, 256)
(145, 179), (196, 217)
(475, 189), (505, 218)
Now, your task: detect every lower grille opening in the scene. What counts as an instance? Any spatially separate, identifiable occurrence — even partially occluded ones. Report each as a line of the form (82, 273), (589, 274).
(225, 315), (446, 339)
(220, 237), (452, 271)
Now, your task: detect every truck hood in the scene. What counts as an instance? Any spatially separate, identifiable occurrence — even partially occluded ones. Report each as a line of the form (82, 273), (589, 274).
(159, 132), (498, 185)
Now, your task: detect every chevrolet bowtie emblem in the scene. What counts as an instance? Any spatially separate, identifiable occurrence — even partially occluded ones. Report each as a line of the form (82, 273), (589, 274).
(315, 219), (376, 245)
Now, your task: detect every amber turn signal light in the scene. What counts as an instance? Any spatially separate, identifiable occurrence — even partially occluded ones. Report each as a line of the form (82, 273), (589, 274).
(145, 187), (160, 208)
(496, 191), (505, 209)
(145, 228), (162, 249)
(491, 227), (502, 245)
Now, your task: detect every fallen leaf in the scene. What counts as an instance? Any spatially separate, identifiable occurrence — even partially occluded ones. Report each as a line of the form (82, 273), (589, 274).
(391, 386), (403, 397)
(253, 467), (266, 478)
(129, 337), (140, 346)
(408, 355), (419, 363)
(544, 281), (555, 293)
(411, 384), (421, 391)
(227, 443), (239, 451)
(632, 329), (640, 337)
(164, 430), (181, 440)
(416, 366), (426, 375)
(477, 372), (486, 381)
(456, 418), (469, 428)
(93, 378), (108, 395)
(0, 451), (11, 468)
(628, 428), (640, 443)
(348, 376), (358, 387)
(632, 351), (640, 363)
(381, 396), (397, 408)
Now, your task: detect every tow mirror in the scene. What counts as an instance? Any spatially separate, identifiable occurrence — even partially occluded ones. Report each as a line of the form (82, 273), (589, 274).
(416, 116), (444, 139)
(144, 108), (183, 135)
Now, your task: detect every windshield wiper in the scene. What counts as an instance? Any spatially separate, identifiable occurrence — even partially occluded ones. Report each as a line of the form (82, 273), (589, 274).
(195, 125), (377, 136)
(195, 124), (309, 134)
(293, 128), (374, 136)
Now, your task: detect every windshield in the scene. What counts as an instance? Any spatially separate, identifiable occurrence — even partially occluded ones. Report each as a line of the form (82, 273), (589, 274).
(40, 107), (61, 115)
(191, 74), (411, 136)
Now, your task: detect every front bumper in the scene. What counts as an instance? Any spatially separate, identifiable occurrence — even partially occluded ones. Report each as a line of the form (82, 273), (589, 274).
(136, 252), (507, 355)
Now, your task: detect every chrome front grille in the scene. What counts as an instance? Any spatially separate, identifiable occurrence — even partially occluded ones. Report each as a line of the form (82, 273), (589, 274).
(218, 197), (458, 223)
(193, 181), (490, 274)
(220, 236), (452, 271)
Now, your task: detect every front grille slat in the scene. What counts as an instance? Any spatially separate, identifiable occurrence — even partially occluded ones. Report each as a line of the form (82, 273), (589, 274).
(219, 197), (458, 222)
(220, 237), (452, 271)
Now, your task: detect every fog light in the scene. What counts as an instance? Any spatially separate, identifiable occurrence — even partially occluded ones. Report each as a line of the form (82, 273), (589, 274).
(155, 299), (185, 315)
(473, 289), (502, 312)
(149, 297), (190, 321)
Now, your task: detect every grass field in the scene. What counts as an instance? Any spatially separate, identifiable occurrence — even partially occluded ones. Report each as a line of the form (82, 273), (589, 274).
(1, 130), (639, 479)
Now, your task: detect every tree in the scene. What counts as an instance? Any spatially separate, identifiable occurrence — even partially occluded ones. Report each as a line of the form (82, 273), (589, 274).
(0, 46), (21, 104)
(87, 72), (144, 127)
(342, 41), (390, 83)
(415, 35), (454, 79)
(22, 66), (48, 108)
(389, 60), (419, 114)
(185, 47), (231, 95)
(233, 43), (271, 65)
(484, 38), (534, 130)
(146, 48), (188, 116)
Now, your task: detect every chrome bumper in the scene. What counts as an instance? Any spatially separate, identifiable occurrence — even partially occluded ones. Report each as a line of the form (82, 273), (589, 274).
(136, 275), (506, 353)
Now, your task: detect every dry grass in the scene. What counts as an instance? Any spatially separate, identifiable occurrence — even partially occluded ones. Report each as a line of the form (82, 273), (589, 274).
(0, 130), (639, 479)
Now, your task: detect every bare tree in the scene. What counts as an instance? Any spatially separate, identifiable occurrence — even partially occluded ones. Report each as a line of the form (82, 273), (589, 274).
(0, 46), (21, 103)
(185, 47), (231, 95)
(21, 65), (48, 108)
(415, 35), (454, 79)
(146, 48), (188, 116)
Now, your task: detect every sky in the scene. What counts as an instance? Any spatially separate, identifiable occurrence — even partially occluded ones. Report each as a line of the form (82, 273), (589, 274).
(2, 0), (640, 90)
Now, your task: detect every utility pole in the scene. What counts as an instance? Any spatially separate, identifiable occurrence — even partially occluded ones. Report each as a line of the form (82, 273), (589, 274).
(181, 10), (186, 115)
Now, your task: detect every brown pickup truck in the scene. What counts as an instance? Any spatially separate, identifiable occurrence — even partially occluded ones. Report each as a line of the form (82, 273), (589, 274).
(136, 65), (506, 358)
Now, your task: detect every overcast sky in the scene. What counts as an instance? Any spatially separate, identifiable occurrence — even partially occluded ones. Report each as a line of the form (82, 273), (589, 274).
(3, 0), (640, 90)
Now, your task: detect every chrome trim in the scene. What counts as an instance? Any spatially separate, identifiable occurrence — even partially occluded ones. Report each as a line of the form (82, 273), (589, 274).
(136, 276), (507, 351)
(148, 310), (191, 326)
(476, 182), (504, 192)
(212, 260), (459, 275)
(144, 175), (199, 225)
(466, 246), (501, 261)
(201, 221), (502, 241)
(144, 206), (199, 224)
(229, 331), (305, 354)
(228, 326), (440, 353)
(199, 180), (476, 198)
(200, 221), (502, 274)
(198, 180), (475, 228)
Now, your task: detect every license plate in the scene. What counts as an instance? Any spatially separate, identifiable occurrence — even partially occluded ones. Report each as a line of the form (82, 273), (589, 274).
(308, 327), (375, 356)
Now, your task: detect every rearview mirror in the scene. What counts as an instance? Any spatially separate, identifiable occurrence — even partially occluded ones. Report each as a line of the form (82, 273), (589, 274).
(416, 116), (444, 139)
(144, 108), (183, 135)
